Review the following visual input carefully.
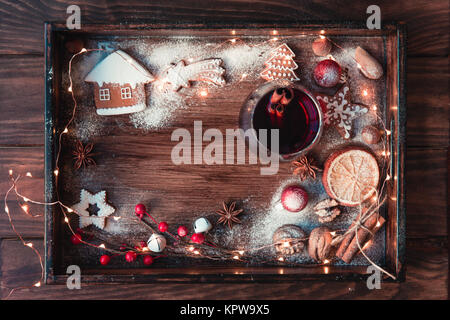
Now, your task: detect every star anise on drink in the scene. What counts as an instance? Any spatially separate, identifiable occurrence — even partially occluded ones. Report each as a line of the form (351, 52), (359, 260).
(72, 140), (96, 170)
(291, 155), (322, 181)
(216, 201), (243, 230)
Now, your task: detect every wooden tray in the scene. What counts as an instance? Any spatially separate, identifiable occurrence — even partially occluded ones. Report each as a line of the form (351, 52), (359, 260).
(44, 22), (406, 283)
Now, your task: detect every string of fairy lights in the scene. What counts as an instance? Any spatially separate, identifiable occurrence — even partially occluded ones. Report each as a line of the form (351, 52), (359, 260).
(2, 28), (398, 297)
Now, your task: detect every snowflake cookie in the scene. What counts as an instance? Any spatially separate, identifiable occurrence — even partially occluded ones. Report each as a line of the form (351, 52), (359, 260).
(72, 189), (115, 229)
(316, 84), (368, 139)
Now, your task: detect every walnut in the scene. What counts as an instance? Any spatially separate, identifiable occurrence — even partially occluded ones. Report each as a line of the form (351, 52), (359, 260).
(313, 198), (341, 223)
(272, 225), (306, 255)
(308, 227), (333, 262)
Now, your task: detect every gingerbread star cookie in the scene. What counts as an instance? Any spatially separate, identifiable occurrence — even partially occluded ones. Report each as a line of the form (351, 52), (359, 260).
(72, 189), (115, 229)
(316, 84), (368, 139)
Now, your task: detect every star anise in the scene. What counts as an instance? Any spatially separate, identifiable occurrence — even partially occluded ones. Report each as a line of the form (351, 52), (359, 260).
(72, 140), (96, 170)
(291, 155), (322, 181)
(216, 201), (243, 230)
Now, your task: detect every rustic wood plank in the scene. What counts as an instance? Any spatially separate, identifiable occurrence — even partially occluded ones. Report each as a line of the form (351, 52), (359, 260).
(1, 239), (446, 299)
(0, 147), (45, 238)
(406, 57), (449, 147)
(0, 0), (448, 56)
(0, 55), (447, 147)
(0, 56), (44, 146)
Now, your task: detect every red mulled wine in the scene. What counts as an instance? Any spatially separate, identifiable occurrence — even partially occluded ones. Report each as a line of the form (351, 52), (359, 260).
(252, 87), (321, 156)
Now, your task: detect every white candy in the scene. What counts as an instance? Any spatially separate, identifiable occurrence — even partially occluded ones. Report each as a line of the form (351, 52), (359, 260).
(147, 233), (166, 253)
(193, 217), (212, 233)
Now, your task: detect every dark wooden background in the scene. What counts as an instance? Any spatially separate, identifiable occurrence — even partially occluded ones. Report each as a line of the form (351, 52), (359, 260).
(0, 0), (448, 299)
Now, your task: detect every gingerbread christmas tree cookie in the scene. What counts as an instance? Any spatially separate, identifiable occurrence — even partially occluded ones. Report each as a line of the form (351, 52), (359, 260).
(316, 84), (368, 139)
(260, 43), (300, 82)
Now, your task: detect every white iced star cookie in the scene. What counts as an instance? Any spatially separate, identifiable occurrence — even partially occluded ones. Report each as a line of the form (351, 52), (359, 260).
(72, 189), (115, 229)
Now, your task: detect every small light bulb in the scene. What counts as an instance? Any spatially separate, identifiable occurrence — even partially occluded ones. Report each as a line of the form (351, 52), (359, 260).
(357, 63), (362, 69)
(99, 244), (106, 249)
(188, 246), (194, 252)
(372, 105), (377, 111)
(278, 257), (284, 262)
(34, 282), (41, 287)
(5, 205), (9, 214)
(199, 89), (208, 97)
(320, 30), (325, 34)
(319, 35), (326, 39)
(67, 207), (73, 213)
(193, 250), (200, 255)
(63, 128), (68, 134)
(272, 30), (278, 35)
(26, 243), (33, 248)
(26, 172), (32, 177)
(54, 169), (59, 176)
(283, 241), (290, 248)
(23, 197), (29, 202)
(330, 231), (336, 237)
(8, 169), (13, 175)
(80, 48), (87, 53)
(21, 204), (29, 213)
(362, 89), (368, 96)
(376, 221), (381, 227)
(68, 86), (72, 92)
(271, 37), (279, 41)
(233, 255), (239, 260)
(64, 217), (69, 223)
(386, 130), (391, 136)
(231, 30), (236, 35)
(324, 266), (329, 274)
(230, 38), (236, 43)
(323, 259), (330, 264)
(238, 250), (244, 255)
(386, 175), (391, 181)
(113, 216), (121, 221)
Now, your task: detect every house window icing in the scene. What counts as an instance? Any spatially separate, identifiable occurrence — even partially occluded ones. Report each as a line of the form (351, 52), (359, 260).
(121, 87), (132, 99)
(99, 88), (110, 101)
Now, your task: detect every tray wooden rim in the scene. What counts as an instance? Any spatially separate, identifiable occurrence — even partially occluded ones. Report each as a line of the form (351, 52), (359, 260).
(44, 22), (407, 284)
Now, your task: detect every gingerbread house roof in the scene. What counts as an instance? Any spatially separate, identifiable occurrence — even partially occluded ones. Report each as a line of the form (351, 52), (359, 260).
(84, 50), (154, 88)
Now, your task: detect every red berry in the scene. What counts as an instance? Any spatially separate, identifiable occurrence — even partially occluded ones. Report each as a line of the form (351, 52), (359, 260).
(125, 251), (137, 263)
(191, 233), (205, 244)
(70, 233), (82, 245)
(135, 203), (147, 216)
(313, 59), (341, 88)
(158, 222), (168, 232)
(143, 255), (154, 266)
(140, 240), (147, 248)
(100, 255), (110, 265)
(281, 185), (309, 212)
(177, 225), (188, 237)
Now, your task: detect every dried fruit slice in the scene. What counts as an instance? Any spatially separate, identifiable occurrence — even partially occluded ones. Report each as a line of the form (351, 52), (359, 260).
(323, 147), (379, 206)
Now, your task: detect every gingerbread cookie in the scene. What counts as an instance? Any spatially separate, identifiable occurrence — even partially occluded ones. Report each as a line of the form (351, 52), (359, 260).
(316, 84), (368, 139)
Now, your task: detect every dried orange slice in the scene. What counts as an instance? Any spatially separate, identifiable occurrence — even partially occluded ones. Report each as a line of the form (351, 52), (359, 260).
(322, 147), (379, 206)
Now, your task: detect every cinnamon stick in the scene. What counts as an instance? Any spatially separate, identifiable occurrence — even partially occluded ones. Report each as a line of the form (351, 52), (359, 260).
(337, 211), (385, 263)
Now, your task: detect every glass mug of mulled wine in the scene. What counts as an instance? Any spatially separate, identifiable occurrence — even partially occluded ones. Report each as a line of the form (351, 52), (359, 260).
(239, 80), (323, 160)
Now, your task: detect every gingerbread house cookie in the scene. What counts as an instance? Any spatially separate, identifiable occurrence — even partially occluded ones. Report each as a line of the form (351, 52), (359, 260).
(84, 50), (154, 116)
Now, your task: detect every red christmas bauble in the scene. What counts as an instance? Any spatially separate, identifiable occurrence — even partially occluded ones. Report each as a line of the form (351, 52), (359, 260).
(125, 251), (137, 263)
(281, 185), (309, 212)
(143, 255), (154, 266)
(313, 59), (341, 88)
(177, 225), (188, 237)
(100, 255), (111, 265)
(70, 233), (82, 245)
(158, 222), (168, 232)
(191, 233), (205, 244)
